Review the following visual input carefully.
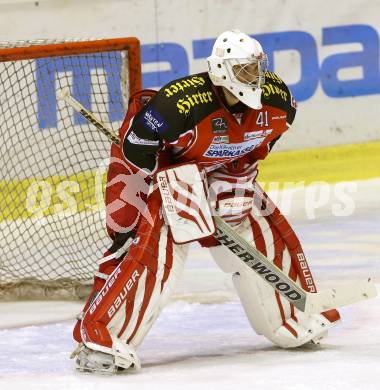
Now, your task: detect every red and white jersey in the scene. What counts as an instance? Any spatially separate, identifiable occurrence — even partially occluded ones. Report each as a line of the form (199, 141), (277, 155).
(106, 72), (296, 239)
(120, 71), (297, 175)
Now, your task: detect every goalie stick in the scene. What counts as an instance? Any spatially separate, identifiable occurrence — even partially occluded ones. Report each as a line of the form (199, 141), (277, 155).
(57, 89), (377, 314)
(57, 88), (121, 145)
(213, 215), (376, 313)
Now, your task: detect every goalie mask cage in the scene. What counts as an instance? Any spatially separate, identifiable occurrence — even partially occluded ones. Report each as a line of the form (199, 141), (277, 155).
(0, 37), (142, 300)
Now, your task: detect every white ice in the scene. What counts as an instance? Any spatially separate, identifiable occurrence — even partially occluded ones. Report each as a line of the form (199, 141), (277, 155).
(0, 179), (379, 390)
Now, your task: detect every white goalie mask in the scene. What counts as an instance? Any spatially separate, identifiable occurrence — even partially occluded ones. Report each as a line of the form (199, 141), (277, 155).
(207, 30), (268, 109)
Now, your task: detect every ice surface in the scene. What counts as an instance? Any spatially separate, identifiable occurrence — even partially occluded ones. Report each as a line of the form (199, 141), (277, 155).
(0, 298), (379, 390)
(0, 179), (379, 389)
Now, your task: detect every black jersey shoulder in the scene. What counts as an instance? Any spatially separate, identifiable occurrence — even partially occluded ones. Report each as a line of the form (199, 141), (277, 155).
(122, 73), (220, 172)
(150, 72), (221, 141)
(261, 71), (297, 125)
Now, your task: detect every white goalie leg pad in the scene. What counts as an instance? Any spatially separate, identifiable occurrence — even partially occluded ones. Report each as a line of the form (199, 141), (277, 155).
(79, 216), (189, 373)
(232, 272), (335, 348)
(127, 228), (189, 348)
(104, 224), (189, 350)
(209, 216), (339, 348)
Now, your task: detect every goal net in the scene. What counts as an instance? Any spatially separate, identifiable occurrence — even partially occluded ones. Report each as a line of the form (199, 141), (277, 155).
(0, 38), (142, 300)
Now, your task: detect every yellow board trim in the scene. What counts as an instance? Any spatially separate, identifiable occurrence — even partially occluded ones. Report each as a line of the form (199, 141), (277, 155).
(0, 171), (106, 222)
(258, 140), (380, 186)
(1, 141), (379, 222)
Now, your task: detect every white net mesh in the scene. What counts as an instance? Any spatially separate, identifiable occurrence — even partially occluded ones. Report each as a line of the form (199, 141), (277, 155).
(0, 38), (139, 300)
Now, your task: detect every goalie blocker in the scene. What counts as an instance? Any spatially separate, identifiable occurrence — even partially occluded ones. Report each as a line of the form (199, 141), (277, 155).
(74, 162), (342, 372)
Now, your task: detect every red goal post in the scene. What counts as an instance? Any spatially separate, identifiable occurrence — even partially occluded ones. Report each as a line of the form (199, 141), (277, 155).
(0, 37), (141, 300)
(0, 37), (142, 94)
